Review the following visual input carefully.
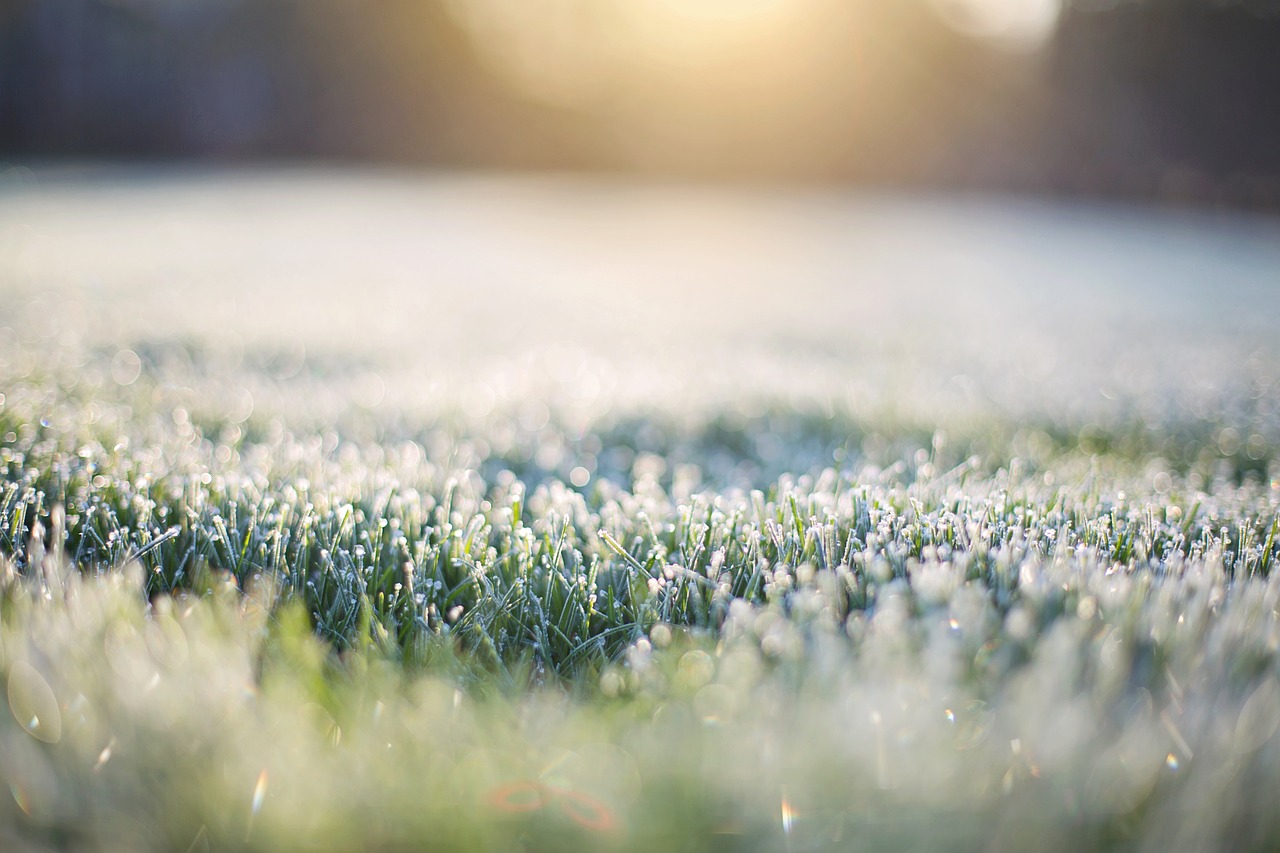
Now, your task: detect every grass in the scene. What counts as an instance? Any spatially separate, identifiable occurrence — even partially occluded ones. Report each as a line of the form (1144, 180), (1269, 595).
(2, 350), (1279, 852)
(1, 173), (1280, 850)
(4, 374), (1276, 676)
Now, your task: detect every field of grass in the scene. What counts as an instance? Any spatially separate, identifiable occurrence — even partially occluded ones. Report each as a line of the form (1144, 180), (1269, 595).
(1, 169), (1280, 850)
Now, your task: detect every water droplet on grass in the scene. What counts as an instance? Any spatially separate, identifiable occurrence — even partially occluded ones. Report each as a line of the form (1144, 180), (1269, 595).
(110, 349), (142, 386)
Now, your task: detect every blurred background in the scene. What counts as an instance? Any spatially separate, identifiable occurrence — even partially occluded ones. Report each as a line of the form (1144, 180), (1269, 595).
(3, 0), (1280, 210)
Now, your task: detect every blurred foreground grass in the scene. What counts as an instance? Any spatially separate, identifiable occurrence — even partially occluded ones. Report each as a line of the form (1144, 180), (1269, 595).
(3, 499), (1280, 852)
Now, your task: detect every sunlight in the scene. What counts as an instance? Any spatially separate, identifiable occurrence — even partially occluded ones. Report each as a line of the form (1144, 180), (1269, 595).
(931, 0), (1063, 49)
(622, 0), (808, 69)
(444, 0), (813, 107)
(642, 0), (798, 24)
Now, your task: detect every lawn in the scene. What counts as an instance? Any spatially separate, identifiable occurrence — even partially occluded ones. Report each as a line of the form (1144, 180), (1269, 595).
(1, 169), (1279, 850)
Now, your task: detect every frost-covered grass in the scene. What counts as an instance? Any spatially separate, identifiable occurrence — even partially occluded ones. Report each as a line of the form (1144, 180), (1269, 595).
(1, 170), (1280, 850)
(2, 350), (1279, 852)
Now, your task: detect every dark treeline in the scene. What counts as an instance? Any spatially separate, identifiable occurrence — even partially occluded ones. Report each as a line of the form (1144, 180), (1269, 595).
(1042, 1), (1280, 209)
(1, 0), (1278, 209)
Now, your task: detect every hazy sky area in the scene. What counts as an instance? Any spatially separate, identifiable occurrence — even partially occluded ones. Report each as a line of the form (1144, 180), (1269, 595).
(3, 0), (1280, 209)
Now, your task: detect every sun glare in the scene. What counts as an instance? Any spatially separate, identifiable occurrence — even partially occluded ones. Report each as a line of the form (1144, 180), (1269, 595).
(621, 0), (810, 72)
(645, 0), (798, 23)
(444, 0), (1062, 136)
(445, 0), (812, 107)
(931, 0), (1063, 49)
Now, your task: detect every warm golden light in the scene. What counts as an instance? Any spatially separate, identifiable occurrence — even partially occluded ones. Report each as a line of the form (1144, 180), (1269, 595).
(440, 0), (1060, 175)
(443, 0), (626, 107)
(626, 0), (805, 55)
(444, 0), (815, 107)
(931, 0), (1062, 49)
(646, 0), (797, 22)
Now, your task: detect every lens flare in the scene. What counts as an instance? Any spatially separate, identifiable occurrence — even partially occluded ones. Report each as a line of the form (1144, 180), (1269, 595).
(252, 769), (269, 816)
(93, 739), (116, 772)
(8, 661), (62, 744)
(781, 789), (797, 835)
